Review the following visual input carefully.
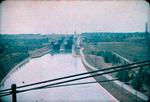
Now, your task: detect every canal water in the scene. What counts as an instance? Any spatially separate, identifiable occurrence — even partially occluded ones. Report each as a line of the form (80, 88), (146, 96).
(1, 53), (118, 102)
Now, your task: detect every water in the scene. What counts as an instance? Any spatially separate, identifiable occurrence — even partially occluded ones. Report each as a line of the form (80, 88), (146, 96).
(1, 53), (118, 102)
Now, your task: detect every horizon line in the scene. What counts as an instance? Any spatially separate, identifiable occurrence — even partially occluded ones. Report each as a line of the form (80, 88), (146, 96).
(0, 31), (149, 35)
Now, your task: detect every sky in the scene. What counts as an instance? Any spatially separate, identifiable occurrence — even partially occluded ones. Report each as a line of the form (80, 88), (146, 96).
(0, 0), (149, 34)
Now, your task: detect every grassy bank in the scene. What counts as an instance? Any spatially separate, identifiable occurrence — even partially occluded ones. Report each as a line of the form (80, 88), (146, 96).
(85, 64), (145, 102)
(83, 42), (150, 62)
(82, 53), (146, 102)
(0, 34), (49, 82)
(82, 42), (150, 98)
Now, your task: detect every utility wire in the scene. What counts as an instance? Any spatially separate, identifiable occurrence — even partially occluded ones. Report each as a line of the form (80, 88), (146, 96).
(0, 78), (118, 97)
(0, 73), (148, 98)
(0, 62), (149, 97)
(0, 93), (11, 97)
(43, 75), (148, 90)
(0, 88), (10, 93)
(1, 59), (149, 93)
(0, 91), (10, 95)
(42, 78), (119, 89)
(16, 62), (150, 94)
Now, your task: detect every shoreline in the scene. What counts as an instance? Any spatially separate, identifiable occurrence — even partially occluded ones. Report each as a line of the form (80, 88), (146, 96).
(0, 48), (51, 86)
(30, 49), (51, 58)
(80, 48), (148, 102)
(0, 58), (30, 86)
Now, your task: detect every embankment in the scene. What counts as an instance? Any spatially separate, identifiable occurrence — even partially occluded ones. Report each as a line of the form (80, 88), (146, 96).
(0, 47), (51, 85)
(80, 48), (148, 102)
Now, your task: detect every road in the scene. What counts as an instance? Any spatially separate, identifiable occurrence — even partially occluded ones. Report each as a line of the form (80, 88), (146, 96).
(1, 53), (118, 102)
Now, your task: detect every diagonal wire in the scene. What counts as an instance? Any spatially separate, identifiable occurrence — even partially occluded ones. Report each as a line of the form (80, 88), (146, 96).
(0, 74), (147, 97)
(43, 74), (148, 90)
(0, 78), (119, 97)
(0, 92), (11, 97)
(0, 91), (10, 95)
(1, 59), (149, 94)
(43, 78), (119, 89)
(16, 62), (150, 94)
(0, 60), (149, 97)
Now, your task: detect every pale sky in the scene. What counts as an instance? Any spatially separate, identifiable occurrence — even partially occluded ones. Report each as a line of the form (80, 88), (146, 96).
(0, 0), (149, 34)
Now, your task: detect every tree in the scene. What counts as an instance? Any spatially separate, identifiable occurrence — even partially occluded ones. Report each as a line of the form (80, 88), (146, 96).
(116, 70), (130, 82)
(131, 76), (142, 90)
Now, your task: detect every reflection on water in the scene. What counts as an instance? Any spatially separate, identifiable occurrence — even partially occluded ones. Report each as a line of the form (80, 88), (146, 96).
(51, 50), (72, 55)
(1, 52), (117, 102)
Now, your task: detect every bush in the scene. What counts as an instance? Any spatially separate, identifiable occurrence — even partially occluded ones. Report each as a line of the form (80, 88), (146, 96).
(116, 70), (130, 82)
(131, 77), (142, 90)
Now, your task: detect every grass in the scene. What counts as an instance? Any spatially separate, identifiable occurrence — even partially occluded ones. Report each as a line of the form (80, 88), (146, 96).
(82, 41), (150, 96)
(83, 42), (150, 62)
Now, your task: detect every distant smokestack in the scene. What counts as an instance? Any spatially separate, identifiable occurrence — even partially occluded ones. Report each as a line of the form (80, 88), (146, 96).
(145, 23), (148, 33)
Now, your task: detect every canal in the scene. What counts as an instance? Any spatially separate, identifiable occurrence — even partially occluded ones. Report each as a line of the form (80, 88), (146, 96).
(1, 52), (118, 102)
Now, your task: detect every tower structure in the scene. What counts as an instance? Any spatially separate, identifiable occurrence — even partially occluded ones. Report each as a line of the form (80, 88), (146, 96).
(145, 23), (150, 53)
(145, 23), (148, 33)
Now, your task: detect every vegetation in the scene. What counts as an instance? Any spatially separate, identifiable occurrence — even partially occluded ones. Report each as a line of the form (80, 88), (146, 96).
(116, 70), (130, 82)
(81, 32), (148, 43)
(81, 32), (150, 94)
(0, 34), (74, 82)
(0, 34), (49, 82)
